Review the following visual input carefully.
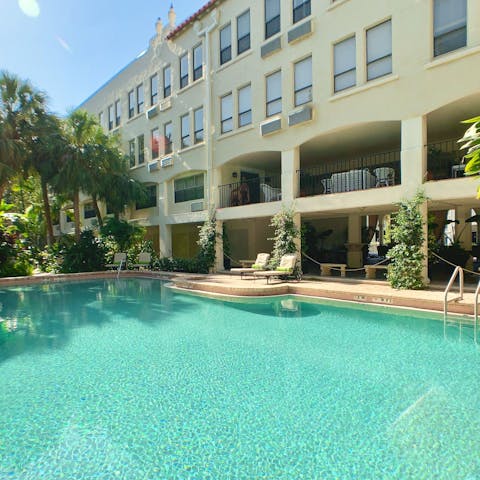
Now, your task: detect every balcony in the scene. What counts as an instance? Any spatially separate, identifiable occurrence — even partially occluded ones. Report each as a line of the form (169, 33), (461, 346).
(427, 139), (465, 181)
(298, 149), (401, 197)
(218, 174), (282, 208)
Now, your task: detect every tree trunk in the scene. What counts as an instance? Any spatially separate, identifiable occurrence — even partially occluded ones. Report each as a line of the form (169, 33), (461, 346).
(92, 196), (103, 228)
(73, 190), (81, 241)
(41, 178), (54, 246)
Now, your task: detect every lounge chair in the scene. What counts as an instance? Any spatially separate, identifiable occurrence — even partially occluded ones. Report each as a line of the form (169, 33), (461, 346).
(106, 252), (127, 270)
(230, 253), (270, 279)
(253, 253), (299, 284)
(132, 252), (152, 270)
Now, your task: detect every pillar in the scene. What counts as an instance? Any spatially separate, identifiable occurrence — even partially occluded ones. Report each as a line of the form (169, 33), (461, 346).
(214, 219), (224, 272)
(159, 224), (172, 258)
(347, 214), (363, 267)
(281, 147), (300, 204)
(158, 181), (172, 257)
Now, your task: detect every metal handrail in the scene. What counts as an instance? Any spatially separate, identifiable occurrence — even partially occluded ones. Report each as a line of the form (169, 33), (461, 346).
(443, 266), (464, 325)
(116, 260), (124, 279)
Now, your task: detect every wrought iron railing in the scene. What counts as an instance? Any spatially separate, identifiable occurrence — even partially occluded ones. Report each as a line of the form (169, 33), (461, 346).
(427, 139), (465, 180)
(218, 174), (282, 208)
(298, 149), (401, 197)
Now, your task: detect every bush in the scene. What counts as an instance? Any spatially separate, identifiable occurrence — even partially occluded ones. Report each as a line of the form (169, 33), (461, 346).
(197, 209), (217, 270)
(153, 256), (209, 274)
(58, 230), (107, 273)
(269, 206), (300, 269)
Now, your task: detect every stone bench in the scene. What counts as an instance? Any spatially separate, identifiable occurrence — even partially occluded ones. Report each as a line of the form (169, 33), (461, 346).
(320, 263), (347, 277)
(364, 264), (389, 279)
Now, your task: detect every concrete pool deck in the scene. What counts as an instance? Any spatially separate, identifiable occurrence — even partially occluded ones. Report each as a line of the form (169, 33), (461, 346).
(0, 270), (475, 317)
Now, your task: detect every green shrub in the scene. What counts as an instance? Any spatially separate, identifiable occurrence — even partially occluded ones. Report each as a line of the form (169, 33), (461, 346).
(269, 206), (300, 269)
(153, 256), (209, 274)
(58, 230), (107, 273)
(197, 209), (217, 270)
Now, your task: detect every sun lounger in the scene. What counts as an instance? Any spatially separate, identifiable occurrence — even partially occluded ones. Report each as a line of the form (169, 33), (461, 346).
(106, 252), (127, 270)
(253, 253), (299, 284)
(230, 253), (270, 279)
(132, 252), (152, 269)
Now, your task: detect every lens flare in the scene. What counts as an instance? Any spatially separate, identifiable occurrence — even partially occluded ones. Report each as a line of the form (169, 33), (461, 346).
(18, 0), (40, 17)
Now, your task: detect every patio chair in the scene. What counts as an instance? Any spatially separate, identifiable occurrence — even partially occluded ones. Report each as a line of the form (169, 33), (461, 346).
(132, 252), (152, 270)
(253, 253), (299, 284)
(230, 253), (270, 279)
(106, 252), (127, 270)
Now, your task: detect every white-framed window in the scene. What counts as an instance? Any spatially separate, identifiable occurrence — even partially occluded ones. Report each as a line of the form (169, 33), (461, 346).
(174, 174), (204, 203)
(128, 90), (135, 118)
(434, 0), (467, 57)
(115, 100), (121, 127)
(265, 0), (281, 39)
(237, 10), (251, 55)
(181, 114), (190, 149)
(266, 70), (282, 117)
(84, 203), (96, 219)
(164, 121), (173, 154)
(220, 24), (232, 65)
(108, 104), (114, 130)
(194, 107), (204, 143)
(366, 20), (392, 81)
(221, 93), (233, 133)
(150, 74), (159, 105)
(293, 0), (310, 24)
(129, 139), (136, 167)
(98, 111), (104, 128)
(136, 185), (157, 210)
(334, 36), (356, 92)
(151, 128), (160, 159)
(136, 84), (144, 114)
(138, 134), (145, 164)
(294, 56), (312, 106)
(193, 44), (203, 81)
(238, 84), (252, 127)
(163, 65), (171, 98)
(180, 54), (189, 89)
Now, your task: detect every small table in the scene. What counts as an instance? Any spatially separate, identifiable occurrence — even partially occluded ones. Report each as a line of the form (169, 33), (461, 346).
(451, 164), (465, 178)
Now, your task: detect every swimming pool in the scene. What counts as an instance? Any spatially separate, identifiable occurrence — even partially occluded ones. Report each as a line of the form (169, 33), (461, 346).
(0, 278), (479, 479)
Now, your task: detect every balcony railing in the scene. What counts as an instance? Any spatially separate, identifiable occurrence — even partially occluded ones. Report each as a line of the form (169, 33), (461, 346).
(427, 139), (465, 180)
(218, 174), (282, 208)
(298, 149), (401, 197)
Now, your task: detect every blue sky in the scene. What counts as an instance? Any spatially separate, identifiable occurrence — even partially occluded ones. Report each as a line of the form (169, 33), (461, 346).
(0, 0), (206, 115)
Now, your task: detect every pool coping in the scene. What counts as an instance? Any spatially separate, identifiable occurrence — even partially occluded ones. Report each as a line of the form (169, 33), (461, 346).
(0, 270), (474, 317)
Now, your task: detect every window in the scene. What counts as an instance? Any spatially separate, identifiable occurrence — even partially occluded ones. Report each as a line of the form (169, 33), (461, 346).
(84, 203), (96, 219)
(265, 0), (281, 39)
(98, 111), (104, 128)
(150, 74), (159, 105)
(163, 65), (171, 98)
(174, 174), (204, 203)
(221, 93), (233, 133)
(434, 0), (467, 57)
(180, 54), (189, 89)
(193, 44), (203, 81)
(138, 134), (145, 164)
(136, 84), (144, 114)
(164, 122), (173, 154)
(151, 128), (160, 159)
(294, 56), (312, 106)
(367, 20), (392, 81)
(181, 114), (190, 149)
(220, 24), (232, 65)
(129, 139), (136, 167)
(334, 36), (356, 92)
(238, 85), (252, 127)
(115, 100), (121, 126)
(237, 10), (251, 55)
(194, 107), (204, 143)
(293, 0), (310, 24)
(266, 70), (282, 116)
(128, 90), (135, 118)
(136, 185), (157, 210)
(108, 104), (114, 130)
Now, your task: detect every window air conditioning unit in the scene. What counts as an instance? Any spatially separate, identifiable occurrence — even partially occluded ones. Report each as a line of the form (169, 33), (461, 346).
(161, 156), (173, 168)
(191, 202), (204, 212)
(159, 98), (172, 111)
(147, 160), (159, 172)
(146, 105), (159, 119)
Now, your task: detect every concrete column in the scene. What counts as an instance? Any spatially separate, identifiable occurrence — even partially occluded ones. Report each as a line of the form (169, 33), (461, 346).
(347, 214), (363, 267)
(158, 181), (172, 257)
(468, 0), (480, 46)
(400, 116), (427, 195)
(159, 224), (172, 258)
(456, 206), (473, 270)
(281, 147), (300, 204)
(214, 219), (224, 272)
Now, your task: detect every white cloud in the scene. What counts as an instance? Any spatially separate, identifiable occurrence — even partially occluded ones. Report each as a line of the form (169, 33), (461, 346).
(18, 0), (40, 17)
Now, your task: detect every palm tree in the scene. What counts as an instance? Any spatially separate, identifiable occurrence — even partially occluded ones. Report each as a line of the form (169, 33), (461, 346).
(0, 71), (47, 200)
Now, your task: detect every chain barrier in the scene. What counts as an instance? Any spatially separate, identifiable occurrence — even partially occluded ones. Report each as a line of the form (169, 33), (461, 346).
(301, 251), (389, 273)
(431, 251), (480, 276)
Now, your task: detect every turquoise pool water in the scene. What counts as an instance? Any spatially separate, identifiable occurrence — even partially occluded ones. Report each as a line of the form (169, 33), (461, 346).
(1, 279), (480, 479)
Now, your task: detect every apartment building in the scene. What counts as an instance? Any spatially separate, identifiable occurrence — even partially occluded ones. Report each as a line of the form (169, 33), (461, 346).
(78, 0), (480, 280)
